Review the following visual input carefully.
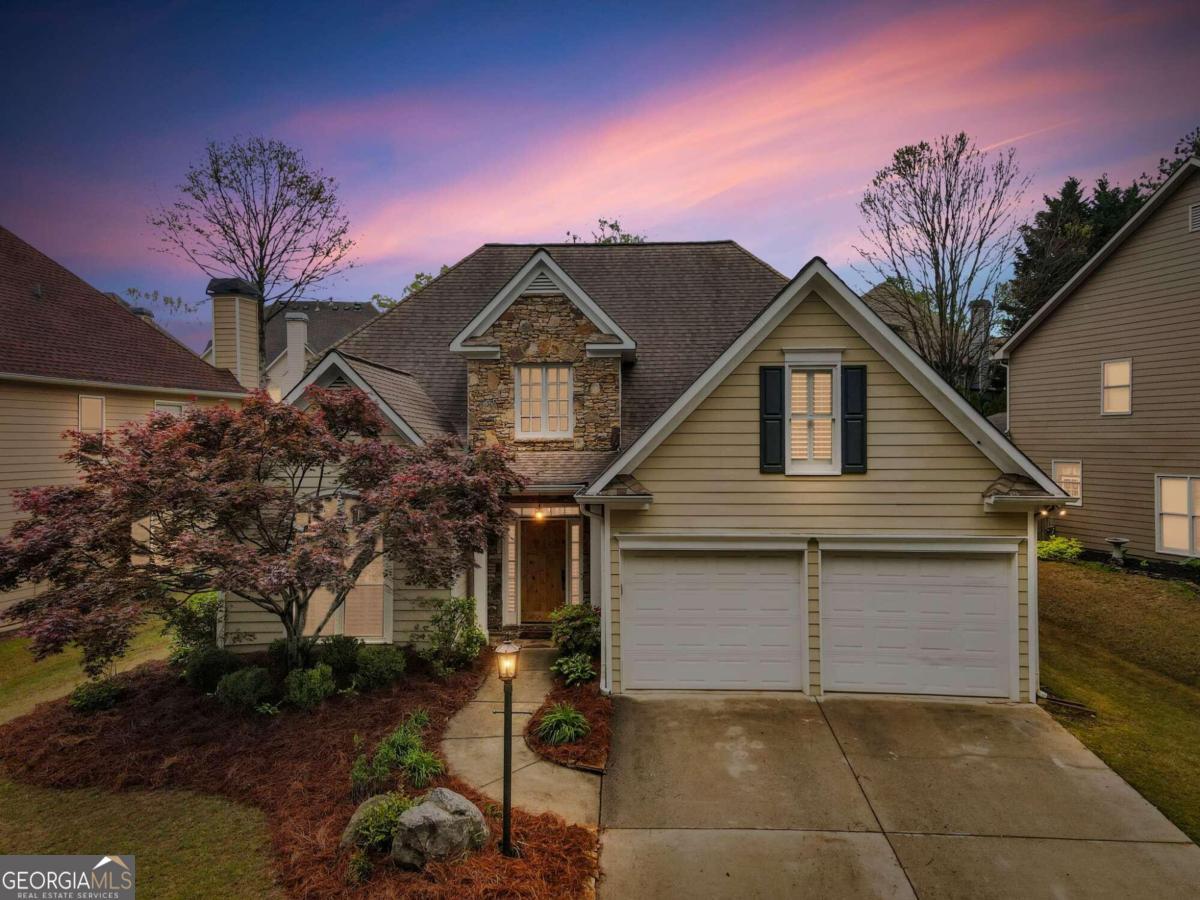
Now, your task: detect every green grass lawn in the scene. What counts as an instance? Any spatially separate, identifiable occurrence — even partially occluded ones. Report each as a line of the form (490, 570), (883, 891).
(1040, 562), (1200, 843)
(0, 627), (280, 896)
(0, 622), (169, 725)
(0, 780), (280, 899)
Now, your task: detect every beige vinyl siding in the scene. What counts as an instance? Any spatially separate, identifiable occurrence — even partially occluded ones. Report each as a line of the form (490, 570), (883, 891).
(1009, 171), (1200, 559)
(607, 291), (1030, 697)
(211, 295), (261, 390)
(0, 381), (230, 626)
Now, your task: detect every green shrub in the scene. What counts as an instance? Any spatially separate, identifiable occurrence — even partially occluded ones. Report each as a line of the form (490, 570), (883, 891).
(320, 634), (363, 687)
(1038, 535), (1084, 561)
(183, 646), (242, 693)
(374, 724), (421, 770)
(348, 792), (415, 851)
(537, 703), (590, 745)
(551, 652), (596, 687)
(1183, 558), (1200, 571)
(401, 748), (445, 789)
(550, 604), (601, 657)
(350, 752), (390, 802)
(354, 644), (407, 691)
(267, 637), (319, 675)
(214, 666), (275, 712)
(163, 591), (223, 666)
(405, 708), (430, 731)
(283, 663), (336, 710)
(418, 596), (487, 676)
(68, 678), (123, 713)
(346, 848), (373, 885)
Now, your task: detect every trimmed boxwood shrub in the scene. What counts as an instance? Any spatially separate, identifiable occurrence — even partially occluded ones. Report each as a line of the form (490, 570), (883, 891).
(550, 604), (601, 657)
(68, 678), (123, 713)
(283, 662), (336, 709)
(214, 666), (275, 712)
(354, 644), (407, 691)
(267, 637), (319, 676)
(183, 646), (242, 693)
(320, 634), (363, 687)
(1038, 535), (1084, 561)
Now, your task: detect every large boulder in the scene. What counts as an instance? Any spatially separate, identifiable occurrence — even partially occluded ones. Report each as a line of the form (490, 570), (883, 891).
(339, 794), (394, 850)
(391, 788), (489, 869)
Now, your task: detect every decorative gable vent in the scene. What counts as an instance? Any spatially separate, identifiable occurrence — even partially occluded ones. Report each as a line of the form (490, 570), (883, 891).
(1190, 203), (1200, 233)
(327, 373), (351, 390)
(522, 270), (560, 294)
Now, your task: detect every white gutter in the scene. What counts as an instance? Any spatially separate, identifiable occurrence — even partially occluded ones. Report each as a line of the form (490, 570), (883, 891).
(0, 371), (245, 400)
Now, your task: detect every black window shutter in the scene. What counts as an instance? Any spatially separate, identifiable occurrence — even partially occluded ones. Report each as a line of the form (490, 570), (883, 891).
(842, 365), (867, 474)
(760, 366), (785, 473)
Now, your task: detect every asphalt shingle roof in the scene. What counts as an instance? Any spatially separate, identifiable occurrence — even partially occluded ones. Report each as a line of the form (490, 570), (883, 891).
(263, 300), (379, 363)
(338, 353), (456, 443)
(0, 225), (244, 394)
(335, 242), (788, 447)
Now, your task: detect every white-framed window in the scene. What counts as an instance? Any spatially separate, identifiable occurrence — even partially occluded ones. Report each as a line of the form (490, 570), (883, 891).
(785, 352), (840, 475)
(1052, 460), (1083, 506)
(155, 400), (185, 417)
(515, 364), (573, 439)
(78, 395), (105, 433)
(1101, 358), (1132, 415)
(1157, 475), (1200, 557)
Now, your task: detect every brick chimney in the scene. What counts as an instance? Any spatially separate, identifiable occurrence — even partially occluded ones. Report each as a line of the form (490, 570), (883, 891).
(206, 278), (261, 390)
(283, 311), (309, 396)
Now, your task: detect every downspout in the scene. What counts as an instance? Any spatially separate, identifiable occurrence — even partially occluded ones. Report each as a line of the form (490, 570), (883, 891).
(1028, 510), (1040, 700)
(580, 502), (612, 695)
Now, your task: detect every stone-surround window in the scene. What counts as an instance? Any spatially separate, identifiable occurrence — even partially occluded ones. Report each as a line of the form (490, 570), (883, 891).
(515, 364), (573, 438)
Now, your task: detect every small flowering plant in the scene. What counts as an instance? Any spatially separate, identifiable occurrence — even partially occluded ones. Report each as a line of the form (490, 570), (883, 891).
(0, 388), (522, 673)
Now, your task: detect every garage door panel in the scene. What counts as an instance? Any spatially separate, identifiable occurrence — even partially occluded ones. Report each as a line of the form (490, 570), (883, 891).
(822, 553), (1013, 698)
(622, 551), (805, 690)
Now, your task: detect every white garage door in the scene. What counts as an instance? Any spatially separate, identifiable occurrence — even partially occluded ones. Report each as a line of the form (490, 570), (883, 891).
(621, 551), (805, 690)
(821, 553), (1014, 698)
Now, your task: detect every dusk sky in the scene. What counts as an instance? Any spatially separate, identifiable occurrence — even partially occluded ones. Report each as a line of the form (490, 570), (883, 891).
(2, 0), (1197, 350)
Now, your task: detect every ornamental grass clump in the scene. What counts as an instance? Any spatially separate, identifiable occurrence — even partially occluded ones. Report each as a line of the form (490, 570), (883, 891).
(537, 703), (590, 745)
(348, 792), (416, 851)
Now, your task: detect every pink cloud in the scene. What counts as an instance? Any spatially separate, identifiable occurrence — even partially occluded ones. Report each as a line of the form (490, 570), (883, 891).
(344, 0), (1189, 276)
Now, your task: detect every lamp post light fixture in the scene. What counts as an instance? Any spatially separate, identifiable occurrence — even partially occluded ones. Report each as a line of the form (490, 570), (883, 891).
(495, 641), (522, 857)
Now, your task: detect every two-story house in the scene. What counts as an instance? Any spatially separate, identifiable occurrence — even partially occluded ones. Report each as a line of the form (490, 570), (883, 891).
(218, 241), (1065, 701)
(996, 157), (1200, 563)
(0, 225), (246, 627)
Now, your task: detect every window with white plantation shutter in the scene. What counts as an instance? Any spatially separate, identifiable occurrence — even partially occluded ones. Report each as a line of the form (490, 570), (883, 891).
(787, 367), (839, 474)
(515, 364), (573, 438)
(1189, 203), (1200, 233)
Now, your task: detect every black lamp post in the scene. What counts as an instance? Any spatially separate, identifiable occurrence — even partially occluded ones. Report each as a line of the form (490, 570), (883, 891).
(495, 640), (522, 857)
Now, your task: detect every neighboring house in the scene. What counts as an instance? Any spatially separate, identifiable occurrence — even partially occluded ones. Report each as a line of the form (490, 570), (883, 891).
(201, 299), (379, 398)
(862, 282), (997, 393)
(217, 241), (1064, 701)
(996, 156), (1200, 562)
(0, 225), (246, 625)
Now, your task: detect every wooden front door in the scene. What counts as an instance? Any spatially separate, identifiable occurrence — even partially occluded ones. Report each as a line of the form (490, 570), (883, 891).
(520, 519), (566, 622)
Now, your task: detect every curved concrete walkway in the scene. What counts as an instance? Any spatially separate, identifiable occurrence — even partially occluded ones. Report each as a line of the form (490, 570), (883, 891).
(441, 646), (601, 827)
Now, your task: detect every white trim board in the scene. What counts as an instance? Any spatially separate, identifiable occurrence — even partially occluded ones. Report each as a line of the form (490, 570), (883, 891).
(581, 258), (1065, 500)
(0, 371), (244, 400)
(282, 351), (424, 445)
(448, 249), (636, 359)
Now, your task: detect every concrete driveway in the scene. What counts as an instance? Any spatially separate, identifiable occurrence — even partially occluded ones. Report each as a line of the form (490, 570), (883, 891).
(599, 694), (1200, 899)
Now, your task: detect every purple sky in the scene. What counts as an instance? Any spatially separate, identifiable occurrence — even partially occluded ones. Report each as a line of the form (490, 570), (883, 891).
(2, 0), (1197, 350)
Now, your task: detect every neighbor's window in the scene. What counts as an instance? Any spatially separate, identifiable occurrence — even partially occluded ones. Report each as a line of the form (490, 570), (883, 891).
(78, 395), (104, 433)
(1052, 460), (1082, 506)
(515, 364), (572, 438)
(787, 365), (839, 474)
(1157, 475), (1200, 557)
(155, 400), (185, 417)
(1101, 359), (1131, 415)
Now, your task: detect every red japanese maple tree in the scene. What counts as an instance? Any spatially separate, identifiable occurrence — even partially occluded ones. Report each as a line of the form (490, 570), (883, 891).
(0, 388), (522, 673)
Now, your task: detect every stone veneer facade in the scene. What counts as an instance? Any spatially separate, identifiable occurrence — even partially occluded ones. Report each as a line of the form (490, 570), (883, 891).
(467, 293), (621, 451)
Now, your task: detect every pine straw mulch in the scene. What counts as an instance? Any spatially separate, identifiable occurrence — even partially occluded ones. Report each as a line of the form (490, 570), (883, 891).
(0, 657), (597, 899)
(524, 678), (612, 773)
